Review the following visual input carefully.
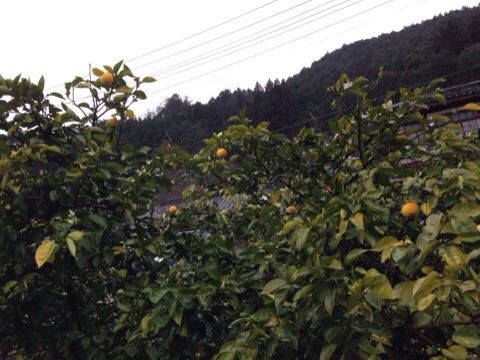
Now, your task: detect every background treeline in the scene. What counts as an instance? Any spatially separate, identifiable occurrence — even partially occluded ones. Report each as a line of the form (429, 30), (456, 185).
(122, 5), (480, 151)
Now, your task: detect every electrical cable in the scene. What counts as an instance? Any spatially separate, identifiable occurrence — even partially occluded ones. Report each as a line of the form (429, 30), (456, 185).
(148, 0), (396, 96)
(146, 0), (365, 80)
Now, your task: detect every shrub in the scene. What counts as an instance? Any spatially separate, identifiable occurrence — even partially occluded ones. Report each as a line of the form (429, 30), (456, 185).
(1, 67), (480, 359)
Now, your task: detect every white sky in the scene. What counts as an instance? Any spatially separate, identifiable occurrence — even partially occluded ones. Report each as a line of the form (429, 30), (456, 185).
(0, 0), (478, 116)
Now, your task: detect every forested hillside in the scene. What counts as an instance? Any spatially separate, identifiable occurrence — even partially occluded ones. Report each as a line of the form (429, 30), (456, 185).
(123, 5), (480, 150)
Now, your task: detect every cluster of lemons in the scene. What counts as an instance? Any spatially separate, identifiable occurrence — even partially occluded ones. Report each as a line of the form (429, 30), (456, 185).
(166, 146), (420, 221)
(95, 67), (422, 222)
(166, 147), (228, 215)
(165, 147), (300, 215)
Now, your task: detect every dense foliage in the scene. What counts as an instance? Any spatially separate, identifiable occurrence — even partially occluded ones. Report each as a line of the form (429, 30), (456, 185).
(0, 64), (171, 357)
(2, 63), (480, 359)
(123, 5), (480, 151)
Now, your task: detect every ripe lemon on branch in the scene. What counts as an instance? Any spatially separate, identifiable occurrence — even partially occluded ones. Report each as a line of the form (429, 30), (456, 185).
(216, 147), (227, 159)
(400, 201), (419, 218)
(93, 67), (114, 88)
(286, 205), (297, 214)
(99, 72), (113, 87)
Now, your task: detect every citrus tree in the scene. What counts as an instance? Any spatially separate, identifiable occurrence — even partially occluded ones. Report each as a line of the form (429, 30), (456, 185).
(0, 62), (171, 358)
(1, 65), (480, 359)
(142, 75), (480, 359)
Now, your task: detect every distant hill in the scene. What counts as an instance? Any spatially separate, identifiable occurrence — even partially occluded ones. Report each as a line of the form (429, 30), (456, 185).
(123, 5), (480, 151)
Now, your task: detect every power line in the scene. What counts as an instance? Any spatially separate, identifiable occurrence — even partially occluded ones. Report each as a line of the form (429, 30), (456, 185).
(46, 0), (284, 92)
(127, 0), (283, 63)
(148, 0), (397, 96)
(147, 0), (362, 79)
(133, 0), (316, 70)
(59, 0), (365, 104)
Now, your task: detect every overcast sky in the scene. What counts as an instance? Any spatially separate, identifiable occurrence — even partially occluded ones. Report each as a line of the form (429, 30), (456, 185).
(0, 0), (477, 116)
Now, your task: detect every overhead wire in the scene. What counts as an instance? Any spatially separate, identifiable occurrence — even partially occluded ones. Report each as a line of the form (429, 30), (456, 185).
(45, 0), (285, 91)
(127, 0), (283, 62)
(59, 0), (478, 123)
(148, 0), (397, 96)
(147, 0), (366, 80)
(63, 0), (377, 104)
(133, 0), (318, 70)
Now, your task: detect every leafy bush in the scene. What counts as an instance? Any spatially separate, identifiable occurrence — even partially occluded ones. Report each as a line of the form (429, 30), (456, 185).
(0, 63), (169, 358)
(1, 66), (480, 359)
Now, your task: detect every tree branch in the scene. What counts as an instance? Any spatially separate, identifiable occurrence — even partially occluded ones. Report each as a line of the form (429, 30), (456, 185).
(412, 317), (480, 331)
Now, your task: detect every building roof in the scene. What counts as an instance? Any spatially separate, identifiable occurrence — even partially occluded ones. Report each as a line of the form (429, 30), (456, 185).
(427, 80), (480, 113)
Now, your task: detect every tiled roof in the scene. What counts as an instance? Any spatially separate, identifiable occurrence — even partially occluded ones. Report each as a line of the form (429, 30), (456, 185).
(442, 81), (480, 101)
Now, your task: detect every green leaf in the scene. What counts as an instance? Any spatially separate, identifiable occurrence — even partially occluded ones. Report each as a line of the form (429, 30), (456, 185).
(2, 280), (17, 293)
(350, 212), (364, 230)
(457, 280), (476, 292)
(441, 345), (468, 360)
(395, 281), (415, 307)
(278, 219), (300, 235)
(345, 249), (368, 264)
(113, 94), (126, 103)
(66, 238), (76, 257)
(169, 301), (183, 326)
(37, 76), (45, 92)
(67, 230), (84, 242)
(0, 85), (10, 95)
(146, 345), (158, 360)
(324, 326), (342, 343)
(294, 226), (311, 250)
(452, 328), (480, 348)
(422, 213), (443, 240)
(450, 203), (480, 217)
(439, 246), (467, 271)
(450, 216), (478, 234)
(116, 85), (132, 94)
(142, 76), (156, 83)
(113, 60), (123, 73)
(134, 90), (147, 100)
(262, 278), (287, 294)
(149, 288), (169, 304)
(117, 301), (131, 312)
(88, 214), (107, 228)
(319, 344), (336, 360)
(140, 314), (151, 331)
(324, 288), (335, 315)
(416, 293), (435, 311)
(92, 68), (104, 77)
(374, 236), (401, 251)
(370, 280), (394, 299)
(293, 284), (313, 302)
(468, 248), (480, 261)
(454, 233), (480, 243)
(413, 272), (440, 296)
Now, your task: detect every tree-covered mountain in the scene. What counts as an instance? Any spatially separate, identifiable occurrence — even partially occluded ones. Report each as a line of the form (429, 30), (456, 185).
(123, 5), (480, 151)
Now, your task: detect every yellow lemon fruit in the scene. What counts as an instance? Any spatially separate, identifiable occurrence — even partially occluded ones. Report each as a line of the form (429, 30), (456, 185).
(100, 72), (113, 87)
(286, 205), (297, 214)
(216, 147), (227, 159)
(401, 201), (419, 218)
